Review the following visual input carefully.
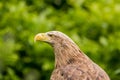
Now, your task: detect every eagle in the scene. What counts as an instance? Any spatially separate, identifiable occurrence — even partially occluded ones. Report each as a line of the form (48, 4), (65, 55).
(34, 31), (110, 80)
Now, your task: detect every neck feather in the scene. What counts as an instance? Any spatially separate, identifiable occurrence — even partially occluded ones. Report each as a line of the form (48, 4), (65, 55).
(53, 40), (87, 68)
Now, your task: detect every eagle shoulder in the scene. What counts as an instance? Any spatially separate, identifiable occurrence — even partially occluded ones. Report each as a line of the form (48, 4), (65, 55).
(50, 63), (109, 80)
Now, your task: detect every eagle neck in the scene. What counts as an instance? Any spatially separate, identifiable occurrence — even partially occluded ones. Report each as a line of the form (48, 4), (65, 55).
(53, 40), (85, 68)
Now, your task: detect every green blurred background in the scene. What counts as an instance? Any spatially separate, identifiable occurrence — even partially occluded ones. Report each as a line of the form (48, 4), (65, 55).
(0, 0), (120, 80)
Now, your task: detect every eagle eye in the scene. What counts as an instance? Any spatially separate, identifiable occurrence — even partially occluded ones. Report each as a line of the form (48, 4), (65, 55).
(48, 34), (53, 37)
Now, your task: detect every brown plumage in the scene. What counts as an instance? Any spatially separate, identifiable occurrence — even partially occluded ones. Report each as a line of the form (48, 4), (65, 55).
(34, 31), (110, 80)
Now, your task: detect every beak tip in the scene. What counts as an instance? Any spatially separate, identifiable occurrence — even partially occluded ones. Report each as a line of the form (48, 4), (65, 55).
(34, 34), (39, 43)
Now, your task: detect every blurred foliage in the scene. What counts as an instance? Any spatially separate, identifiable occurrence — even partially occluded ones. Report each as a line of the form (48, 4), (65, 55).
(0, 0), (120, 80)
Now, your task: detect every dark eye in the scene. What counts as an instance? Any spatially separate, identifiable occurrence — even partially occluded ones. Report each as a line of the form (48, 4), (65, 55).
(48, 34), (53, 37)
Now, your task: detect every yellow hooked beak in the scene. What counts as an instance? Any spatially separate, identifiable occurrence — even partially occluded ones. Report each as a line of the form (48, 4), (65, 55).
(34, 33), (50, 42)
